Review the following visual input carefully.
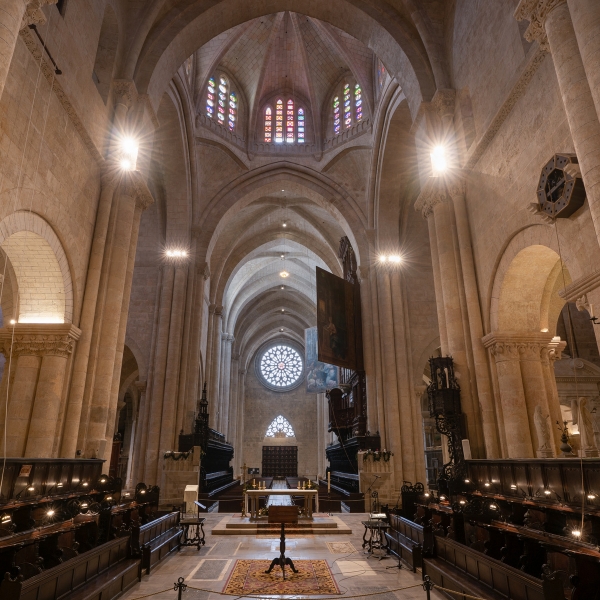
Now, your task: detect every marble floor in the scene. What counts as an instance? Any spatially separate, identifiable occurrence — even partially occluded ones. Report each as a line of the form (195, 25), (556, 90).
(120, 513), (445, 600)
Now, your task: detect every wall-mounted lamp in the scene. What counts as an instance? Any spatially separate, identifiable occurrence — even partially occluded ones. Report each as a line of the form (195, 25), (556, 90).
(119, 137), (138, 171)
(430, 146), (448, 176)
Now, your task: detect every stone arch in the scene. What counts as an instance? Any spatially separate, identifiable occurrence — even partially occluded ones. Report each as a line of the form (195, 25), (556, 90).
(488, 225), (585, 334)
(93, 3), (119, 104)
(130, 1), (436, 119)
(0, 211), (73, 323)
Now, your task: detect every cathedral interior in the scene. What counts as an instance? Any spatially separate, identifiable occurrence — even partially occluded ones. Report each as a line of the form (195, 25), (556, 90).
(0, 1), (600, 599)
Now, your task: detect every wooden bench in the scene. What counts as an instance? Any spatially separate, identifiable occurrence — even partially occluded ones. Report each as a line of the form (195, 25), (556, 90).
(0, 534), (140, 600)
(423, 534), (563, 600)
(139, 512), (181, 574)
(385, 515), (432, 572)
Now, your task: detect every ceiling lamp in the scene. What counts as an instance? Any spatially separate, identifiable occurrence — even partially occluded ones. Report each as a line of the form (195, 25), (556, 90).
(280, 270), (289, 278)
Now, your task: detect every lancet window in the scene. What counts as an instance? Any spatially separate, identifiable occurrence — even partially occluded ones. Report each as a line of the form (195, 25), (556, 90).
(264, 99), (306, 144)
(206, 75), (237, 132)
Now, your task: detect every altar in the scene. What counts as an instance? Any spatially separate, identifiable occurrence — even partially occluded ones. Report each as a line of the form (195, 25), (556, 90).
(245, 489), (318, 519)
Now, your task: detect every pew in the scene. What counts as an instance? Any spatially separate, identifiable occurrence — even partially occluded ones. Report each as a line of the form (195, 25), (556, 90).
(384, 514), (432, 572)
(423, 534), (558, 600)
(139, 512), (181, 574)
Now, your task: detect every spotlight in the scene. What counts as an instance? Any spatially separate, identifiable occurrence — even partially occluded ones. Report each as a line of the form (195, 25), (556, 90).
(544, 489), (551, 496)
(424, 493), (430, 498)
(588, 494), (596, 500)
(280, 271), (289, 278)
(165, 249), (188, 259)
(484, 482), (490, 488)
(459, 500), (466, 505)
(119, 137), (138, 171)
(280, 328), (284, 332)
(281, 286), (284, 290)
(464, 479), (470, 484)
(1, 515), (11, 524)
(572, 530), (581, 538)
(281, 309), (284, 312)
(140, 489), (146, 495)
(282, 222), (287, 228)
(27, 486), (35, 492)
(379, 255), (387, 263)
(389, 255), (402, 263)
(489, 504), (498, 510)
(82, 482), (88, 488)
(439, 495), (446, 501)
(510, 484), (517, 490)
(46, 509), (55, 517)
(9, 319), (16, 325)
(430, 145), (447, 176)
(280, 254), (285, 259)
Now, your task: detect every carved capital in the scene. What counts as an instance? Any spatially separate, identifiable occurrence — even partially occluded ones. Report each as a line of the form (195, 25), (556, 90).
(208, 303), (216, 315)
(431, 89), (456, 119)
(112, 80), (138, 109)
(121, 172), (154, 211)
(518, 342), (544, 360)
(214, 305), (224, 317)
(482, 331), (553, 362)
(514, 0), (566, 51)
(221, 333), (234, 343)
(202, 262), (210, 280)
(414, 176), (464, 219)
(135, 380), (147, 394)
(21, 0), (58, 30)
(487, 341), (520, 361)
(0, 324), (81, 359)
(575, 294), (592, 315)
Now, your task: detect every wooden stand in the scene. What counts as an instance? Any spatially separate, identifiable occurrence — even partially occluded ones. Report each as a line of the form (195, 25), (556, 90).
(265, 522), (298, 579)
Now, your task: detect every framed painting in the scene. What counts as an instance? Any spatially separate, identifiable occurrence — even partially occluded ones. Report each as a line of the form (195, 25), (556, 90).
(316, 267), (357, 370)
(305, 327), (339, 392)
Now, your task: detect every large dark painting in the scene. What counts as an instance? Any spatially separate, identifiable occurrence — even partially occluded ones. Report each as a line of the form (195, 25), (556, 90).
(316, 267), (357, 370)
(305, 327), (339, 393)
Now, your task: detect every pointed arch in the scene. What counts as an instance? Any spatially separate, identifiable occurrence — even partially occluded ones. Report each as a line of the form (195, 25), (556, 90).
(265, 415), (295, 438)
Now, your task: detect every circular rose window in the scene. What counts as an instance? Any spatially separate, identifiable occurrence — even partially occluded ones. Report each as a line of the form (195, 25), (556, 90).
(256, 343), (304, 391)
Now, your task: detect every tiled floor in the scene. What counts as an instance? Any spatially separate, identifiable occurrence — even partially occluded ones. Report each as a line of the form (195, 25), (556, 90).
(120, 513), (446, 599)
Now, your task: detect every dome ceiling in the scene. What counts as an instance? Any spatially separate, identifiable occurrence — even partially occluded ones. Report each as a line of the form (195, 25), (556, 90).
(189, 11), (376, 146)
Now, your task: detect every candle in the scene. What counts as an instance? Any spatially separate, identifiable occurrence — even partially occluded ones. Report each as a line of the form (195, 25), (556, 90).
(327, 472), (331, 493)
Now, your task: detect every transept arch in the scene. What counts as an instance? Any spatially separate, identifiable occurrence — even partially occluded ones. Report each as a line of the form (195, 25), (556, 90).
(0, 211), (73, 324)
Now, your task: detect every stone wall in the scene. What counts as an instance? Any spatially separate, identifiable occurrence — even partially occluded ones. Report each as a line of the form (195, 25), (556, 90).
(240, 366), (319, 479)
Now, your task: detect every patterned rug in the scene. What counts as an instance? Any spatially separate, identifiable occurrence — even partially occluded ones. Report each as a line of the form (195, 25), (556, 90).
(223, 559), (340, 595)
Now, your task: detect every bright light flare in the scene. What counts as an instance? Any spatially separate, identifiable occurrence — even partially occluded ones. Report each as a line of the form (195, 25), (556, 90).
(165, 249), (188, 259)
(119, 137), (139, 171)
(280, 270), (289, 278)
(430, 145), (447, 176)
(572, 530), (581, 538)
(379, 254), (402, 264)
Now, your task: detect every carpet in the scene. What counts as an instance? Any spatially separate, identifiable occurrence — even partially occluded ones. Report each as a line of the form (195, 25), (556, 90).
(223, 559), (340, 595)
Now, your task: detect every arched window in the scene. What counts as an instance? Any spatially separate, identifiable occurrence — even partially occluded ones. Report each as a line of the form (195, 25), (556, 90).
(228, 91), (237, 131)
(264, 107), (272, 142)
(333, 81), (364, 135)
(275, 99), (284, 143)
(217, 77), (227, 124)
(343, 83), (351, 128)
(206, 75), (238, 132)
(286, 99), (294, 143)
(354, 84), (362, 122)
(297, 108), (305, 143)
(206, 77), (215, 118)
(265, 416), (295, 438)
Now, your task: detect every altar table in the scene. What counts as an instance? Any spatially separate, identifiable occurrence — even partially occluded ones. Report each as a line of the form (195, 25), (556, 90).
(245, 489), (319, 519)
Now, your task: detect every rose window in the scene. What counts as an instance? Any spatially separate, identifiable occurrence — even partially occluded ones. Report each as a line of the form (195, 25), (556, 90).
(258, 344), (303, 390)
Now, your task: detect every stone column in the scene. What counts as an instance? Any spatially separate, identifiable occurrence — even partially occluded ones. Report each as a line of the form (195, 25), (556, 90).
(449, 179), (500, 458)
(103, 189), (152, 467)
(143, 265), (175, 484)
(483, 334), (534, 458)
(84, 174), (148, 460)
(159, 264), (188, 454)
(368, 266), (385, 441)
(567, 0), (600, 121)
(128, 380), (146, 488)
(205, 305), (223, 430)
(542, 339), (567, 452)
(518, 338), (556, 457)
(219, 333), (234, 438)
(228, 351), (240, 447)
(376, 271), (404, 489)
(516, 0), (600, 245)
(61, 171), (119, 458)
(431, 196), (482, 455)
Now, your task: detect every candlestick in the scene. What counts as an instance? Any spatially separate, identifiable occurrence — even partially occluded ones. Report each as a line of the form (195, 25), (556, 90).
(327, 471), (331, 493)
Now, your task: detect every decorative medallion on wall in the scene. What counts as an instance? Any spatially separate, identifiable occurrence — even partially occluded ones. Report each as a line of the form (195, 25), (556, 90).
(256, 341), (304, 391)
(537, 153), (585, 218)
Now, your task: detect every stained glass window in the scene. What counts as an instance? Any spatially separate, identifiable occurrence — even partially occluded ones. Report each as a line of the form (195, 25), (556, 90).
(377, 59), (387, 94)
(265, 415), (295, 438)
(217, 77), (227, 124)
(333, 96), (340, 135)
(206, 77), (215, 118)
(259, 344), (303, 389)
(355, 84), (362, 122)
(286, 99), (294, 143)
(297, 108), (305, 143)
(265, 107), (272, 142)
(275, 99), (283, 143)
(344, 83), (351, 128)
(228, 92), (237, 131)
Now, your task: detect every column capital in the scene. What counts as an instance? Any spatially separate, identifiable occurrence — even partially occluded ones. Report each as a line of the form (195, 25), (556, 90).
(112, 80), (138, 110)
(120, 171), (154, 211)
(21, 1), (58, 30)
(431, 89), (456, 120)
(214, 305), (224, 317)
(414, 176), (464, 219)
(514, 0), (566, 50)
(482, 331), (554, 360)
(199, 262), (210, 280)
(221, 333), (235, 343)
(135, 380), (147, 394)
(0, 323), (81, 359)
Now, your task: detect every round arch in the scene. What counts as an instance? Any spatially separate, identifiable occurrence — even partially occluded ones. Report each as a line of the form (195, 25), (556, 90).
(0, 211), (73, 324)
